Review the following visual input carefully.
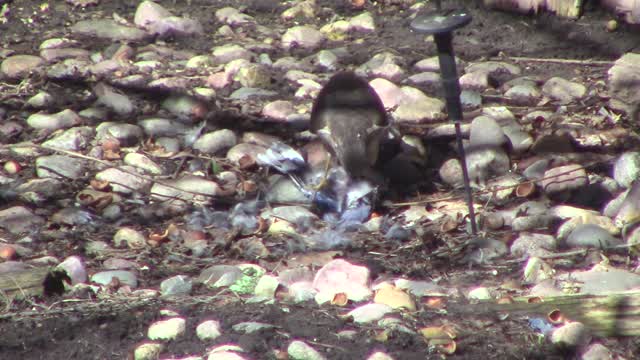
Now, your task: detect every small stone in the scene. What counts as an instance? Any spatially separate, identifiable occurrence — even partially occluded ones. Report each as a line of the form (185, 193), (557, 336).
(542, 77), (587, 104)
(288, 340), (326, 360)
(1, 55), (44, 80)
(113, 227), (147, 249)
(511, 232), (557, 258)
(138, 118), (188, 137)
(465, 61), (521, 77)
(236, 64), (271, 88)
(96, 122), (143, 146)
(70, 19), (149, 42)
(215, 7), (255, 26)
(369, 78), (403, 109)
(468, 287), (492, 300)
(541, 164), (588, 194)
(124, 153), (163, 175)
(282, 26), (325, 50)
(212, 44), (253, 64)
(42, 126), (94, 151)
(161, 275), (193, 296)
(262, 100), (296, 121)
(148, 317), (186, 341)
(565, 224), (621, 249)
(581, 343), (612, 360)
(26, 91), (55, 109)
(35, 155), (87, 179)
(349, 12), (375, 32)
(27, 109), (82, 130)
(229, 87), (277, 100)
(133, 342), (164, 360)
(95, 166), (152, 194)
(469, 116), (507, 148)
(551, 322), (591, 349)
(194, 129), (238, 155)
(196, 320), (222, 341)
(91, 270), (138, 287)
(613, 152), (640, 188)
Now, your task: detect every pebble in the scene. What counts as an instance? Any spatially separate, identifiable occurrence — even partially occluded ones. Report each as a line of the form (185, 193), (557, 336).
(465, 61), (521, 77)
(138, 118), (188, 137)
(358, 52), (405, 81)
(91, 270), (138, 287)
(47, 58), (92, 80)
(470, 116), (507, 148)
(551, 322), (591, 349)
(541, 164), (588, 194)
(197, 265), (243, 288)
(369, 78), (403, 109)
(613, 151), (640, 188)
(459, 71), (490, 90)
(94, 82), (135, 116)
(70, 19), (149, 41)
(253, 275), (279, 298)
(347, 303), (393, 324)
(215, 7), (256, 26)
(393, 88), (445, 123)
(151, 175), (222, 204)
(96, 122), (143, 146)
(414, 56), (463, 72)
(42, 126), (94, 151)
(542, 77), (587, 104)
(123, 153), (163, 175)
(460, 90), (482, 108)
(558, 267), (640, 294)
(134, 0), (171, 27)
(51, 208), (93, 226)
(39, 47), (90, 62)
(315, 49), (339, 70)
(366, 352), (395, 360)
(27, 109), (82, 130)
(226, 143), (267, 166)
(288, 340), (326, 360)
(36, 155), (87, 179)
(465, 147), (510, 185)
(56, 256), (87, 285)
(230, 87), (278, 100)
(565, 224), (621, 249)
(581, 343), (613, 360)
(510, 232), (557, 258)
(161, 275), (193, 296)
(505, 83), (541, 105)
(26, 91), (55, 108)
(133, 342), (164, 360)
(264, 175), (309, 203)
(148, 317), (186, 341)
(196, 320), (222, 341)
(0, 54), (44, 80)
(16, 178), (64, 203)
(95, 166), (152, 194)
(194, 129), (238, 155)
(349, 12), (376, 32)
(613, 181), (640, 226)
(113, 227), (147, 249)
(262, 100), (296, 121)
(281, 0), (317, 20)
(282, 26), (325, 50)
(406, 71), (441, 85)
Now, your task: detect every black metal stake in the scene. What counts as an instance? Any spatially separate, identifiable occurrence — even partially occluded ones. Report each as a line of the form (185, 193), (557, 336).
(411, 8), (478, 235)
